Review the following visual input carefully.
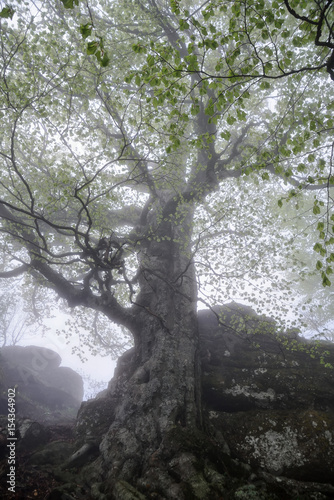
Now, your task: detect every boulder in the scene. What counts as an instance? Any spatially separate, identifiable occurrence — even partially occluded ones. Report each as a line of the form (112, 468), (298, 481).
(1, 345), (61, 372)
(42, 366), (84, 403)
(0, 345), (84, 424)
(199, 302), (334, 487)
(18, 418), (48, 446)
(217, 409), (334, 482)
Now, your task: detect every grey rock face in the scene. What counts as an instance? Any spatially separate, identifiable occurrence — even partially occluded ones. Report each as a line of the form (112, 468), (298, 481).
(0, 345), (83, 423)
(199, 303), (334, 484)
(1, 345), (62, 371)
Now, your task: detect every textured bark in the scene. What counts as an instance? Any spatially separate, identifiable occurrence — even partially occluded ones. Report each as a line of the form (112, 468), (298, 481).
(97, 308), (201, 491)
(77, 198), (210, 498)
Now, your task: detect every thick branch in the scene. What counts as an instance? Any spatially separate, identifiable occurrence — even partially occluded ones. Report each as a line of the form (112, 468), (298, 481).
(0, 264), (29, 278)
(30, 256), (137, 331)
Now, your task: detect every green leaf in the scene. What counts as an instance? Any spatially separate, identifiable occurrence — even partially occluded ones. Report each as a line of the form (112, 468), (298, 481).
(147, 55), (155, 67)
(87, 41), (99, 55)
(322, 272), (331, 287)
(292, 36), (303, 47)
(100, 52), (110, 67)
(0, 6), (14, 18)
(314, 242), (323, 253)
(220, 130), (231, 140)
(135, 74), (141, 86)
(314, 244), (326, 257)
(170, 0), (180, 15)
(179, 19), (190, 30)
(79, 23), (93, 40)
(203, 9), (214, 20)
(261, 29), (270, 40)
(327, 253), (334, 262)
(191, 104), (200, 116)
(204, 39), (219, 50)
(124, 74), (134, 83)
(226, 115), (236, 125)
(132, 43), (147, 54)
(205, 98), (215, 116)
(231, 3), (240, 15)
(60, 0), (79, 9)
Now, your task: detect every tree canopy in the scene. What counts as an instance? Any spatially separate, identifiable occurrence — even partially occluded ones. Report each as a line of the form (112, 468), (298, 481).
(0, 0), (334, 346)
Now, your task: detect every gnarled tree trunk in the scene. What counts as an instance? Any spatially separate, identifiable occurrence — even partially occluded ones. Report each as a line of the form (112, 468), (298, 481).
(73, 199), (224, 499)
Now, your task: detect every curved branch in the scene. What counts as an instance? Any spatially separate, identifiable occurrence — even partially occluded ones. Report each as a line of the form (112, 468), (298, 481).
(283, 0), (318, 26)
(30, 256), (137, 331)
(0, 264), (30, 278)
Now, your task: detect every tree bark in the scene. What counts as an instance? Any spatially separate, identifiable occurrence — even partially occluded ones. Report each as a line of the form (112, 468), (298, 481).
(73, 198), (220, 498)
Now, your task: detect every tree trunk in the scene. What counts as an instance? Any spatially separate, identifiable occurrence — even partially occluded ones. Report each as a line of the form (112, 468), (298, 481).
(97, 305), (202, 496)
(74, 199), (224, 499)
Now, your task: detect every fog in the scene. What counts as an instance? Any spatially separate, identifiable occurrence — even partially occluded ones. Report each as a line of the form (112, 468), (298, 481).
(14, 312), (118, 400)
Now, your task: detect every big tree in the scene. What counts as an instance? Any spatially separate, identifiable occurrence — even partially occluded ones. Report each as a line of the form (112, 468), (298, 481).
(1, 0), (334, 497)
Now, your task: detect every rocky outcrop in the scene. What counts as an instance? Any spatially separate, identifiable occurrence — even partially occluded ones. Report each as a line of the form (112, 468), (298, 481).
(69, 304), (334, 498)
(199, 303), (334, 495)
(0, 345), (83, 424)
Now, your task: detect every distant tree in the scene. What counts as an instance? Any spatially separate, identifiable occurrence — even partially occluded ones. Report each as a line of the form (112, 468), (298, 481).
(0, 252), (37, 346)
(0, 289), (26, 347)
(0, 0), (333, 496)
(79, 371), (109, 400)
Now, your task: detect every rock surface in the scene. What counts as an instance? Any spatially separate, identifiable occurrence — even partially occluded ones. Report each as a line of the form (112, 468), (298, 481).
(0, 345), (83, 424)
(198, 303), (334, 495)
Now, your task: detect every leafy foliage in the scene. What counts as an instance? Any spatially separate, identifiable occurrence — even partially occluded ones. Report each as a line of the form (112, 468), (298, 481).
(0, 0), (333, 350)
